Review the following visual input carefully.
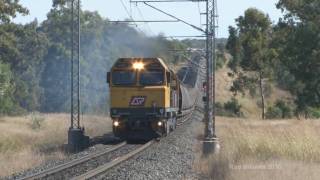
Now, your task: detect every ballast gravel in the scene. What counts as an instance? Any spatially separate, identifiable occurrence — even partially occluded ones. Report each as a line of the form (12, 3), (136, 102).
(95, 111), (203, 180)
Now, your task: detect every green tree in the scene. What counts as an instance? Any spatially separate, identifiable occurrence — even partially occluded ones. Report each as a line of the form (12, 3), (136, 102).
(38, 4), (72, 112)
(13, 22), (49, 111)
(0, 0), (28, 24)
(274, 0), (320, 117)
(0, 62), (14, 114)
(277, 0), (320, 24)
(226, 26), (241, 72)
(1, 1), (49, 114)
(228, 8), (276, 119)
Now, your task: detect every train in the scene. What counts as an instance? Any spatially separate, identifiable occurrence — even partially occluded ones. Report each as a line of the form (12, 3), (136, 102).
(107, 57), (199, 140)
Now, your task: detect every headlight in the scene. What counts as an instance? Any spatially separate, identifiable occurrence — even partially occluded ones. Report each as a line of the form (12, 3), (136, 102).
(157, 121), (163, 126)
(113, 121), (120, 127)
(133, 62), (144, 70)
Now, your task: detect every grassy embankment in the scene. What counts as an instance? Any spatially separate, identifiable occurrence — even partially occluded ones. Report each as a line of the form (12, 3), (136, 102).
(194, 117), (320, 180)
(0, 114), (111, 177)
(194, 66), (320, 180)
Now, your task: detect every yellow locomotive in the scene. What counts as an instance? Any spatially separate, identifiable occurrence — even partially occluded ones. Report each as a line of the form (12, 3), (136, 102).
(107, 58), (182, 140)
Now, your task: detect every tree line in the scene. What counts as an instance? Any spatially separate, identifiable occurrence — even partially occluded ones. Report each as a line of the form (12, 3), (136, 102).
(226, 0), (320, 119)
(0, 0), (188, 115)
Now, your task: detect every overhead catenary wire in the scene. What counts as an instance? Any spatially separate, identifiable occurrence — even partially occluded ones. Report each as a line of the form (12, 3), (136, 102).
(135, 4), (156, 35)
(120, 0), (141, 31)
(120, 0), (134, 20)
(142, 2), (205, 33)
(197, 1), (202, 28)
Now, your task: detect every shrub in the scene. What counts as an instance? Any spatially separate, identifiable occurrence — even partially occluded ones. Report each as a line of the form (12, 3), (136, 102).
(275, 100), (294, 118)
(215, 102), (224, 116)
(216, 53), (226, 70)
(216, 98), (243, 117)
(29, 112), (46, 130)
(266, 106), (282, 119)
(224, 97), (242, 117)
(307, 107), (320, 119)
(266, 100), (294, 119)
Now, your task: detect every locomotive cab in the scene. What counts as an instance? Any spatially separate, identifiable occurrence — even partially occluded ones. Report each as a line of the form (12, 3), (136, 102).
(107, 58), (180, 140)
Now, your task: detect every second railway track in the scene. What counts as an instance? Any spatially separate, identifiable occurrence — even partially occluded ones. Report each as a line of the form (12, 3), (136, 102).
(19, 108), (196, 180)
(19, 142), (143, 180)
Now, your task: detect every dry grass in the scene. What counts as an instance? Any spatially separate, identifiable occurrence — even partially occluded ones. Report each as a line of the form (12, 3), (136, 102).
(194, 117), (320, 180)
(195, 64), (320, 179)
(0, 114), (111, 177)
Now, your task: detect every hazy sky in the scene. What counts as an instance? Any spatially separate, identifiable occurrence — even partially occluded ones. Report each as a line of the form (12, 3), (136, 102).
(15, 0), (282, 38)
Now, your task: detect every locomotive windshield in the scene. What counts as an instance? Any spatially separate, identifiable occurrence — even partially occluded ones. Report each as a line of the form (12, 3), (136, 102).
(140, 69), (164, 86)
(112, 71), (136, 85)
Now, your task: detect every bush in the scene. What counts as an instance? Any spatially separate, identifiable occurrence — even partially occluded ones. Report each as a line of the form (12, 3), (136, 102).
(29, 112), (46, 130)
(275, 100), (294, 118)
(224, 97), (242, 116)
(307, 107), (320, 119)
(266, 106), (282, 119)
(266, 100), (294, 119)
(215, 98), (243, 117)
(216, 52), (226, 70)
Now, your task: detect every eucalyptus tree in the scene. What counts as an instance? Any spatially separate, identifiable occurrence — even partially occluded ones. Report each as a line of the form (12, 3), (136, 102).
(0, 0), (28, 24)
(274, 0), (320, 117)
(227, 8), (276, 119)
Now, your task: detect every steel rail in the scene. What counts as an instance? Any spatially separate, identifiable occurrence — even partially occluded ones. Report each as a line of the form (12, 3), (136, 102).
(71, 108), (194, 180)
(21, 100), (198, 180)
(69, 106), (196, 180)
(177, 110), (194, 126)
(19, 142), (127, 180)
(72, 106), (196, 180)
(177, 97), (199, 126)
(72, 140), (155, 180)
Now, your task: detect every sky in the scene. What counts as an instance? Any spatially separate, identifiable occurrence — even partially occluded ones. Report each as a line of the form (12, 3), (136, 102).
(15, 0), (283, 38)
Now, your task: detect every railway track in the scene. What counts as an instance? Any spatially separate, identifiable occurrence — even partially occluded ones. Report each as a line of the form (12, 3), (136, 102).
(71, 140), (155, 180)
(73, 110), (195, 180)
(18, 111), (195, 180)
(177, 108), (195, 126)
(18, 142), (142, 180)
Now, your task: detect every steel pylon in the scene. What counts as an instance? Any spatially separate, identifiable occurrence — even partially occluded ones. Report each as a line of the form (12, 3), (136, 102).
(70, 0), (81, 130)
(68, 0), (88, 152)
(203, 0), (219, 154)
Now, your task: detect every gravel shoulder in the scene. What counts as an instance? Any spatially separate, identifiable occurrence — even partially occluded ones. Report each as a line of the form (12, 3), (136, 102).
(97, 111), (204, 180)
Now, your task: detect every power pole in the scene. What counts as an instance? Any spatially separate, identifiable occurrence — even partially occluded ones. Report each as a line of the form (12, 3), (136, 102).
(203, 0), (219, 154)
(68, 0), (89, 152)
